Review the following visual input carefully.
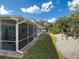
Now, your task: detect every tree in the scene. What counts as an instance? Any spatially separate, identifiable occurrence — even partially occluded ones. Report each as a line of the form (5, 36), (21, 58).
(49, 12), (79, 40)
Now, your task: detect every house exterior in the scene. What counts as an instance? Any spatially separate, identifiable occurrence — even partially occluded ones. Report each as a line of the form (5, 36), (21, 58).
(0, 16), (44, 53)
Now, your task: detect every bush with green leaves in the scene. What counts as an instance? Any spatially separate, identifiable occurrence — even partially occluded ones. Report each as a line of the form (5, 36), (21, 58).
(49, 12), (79, 39)
(50, 24), (61, 34)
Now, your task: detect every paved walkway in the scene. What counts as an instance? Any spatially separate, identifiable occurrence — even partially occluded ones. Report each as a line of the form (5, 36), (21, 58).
(55, 34), (79, 59)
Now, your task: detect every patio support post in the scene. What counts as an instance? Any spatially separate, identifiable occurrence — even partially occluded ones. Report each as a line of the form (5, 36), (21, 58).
(33, 26), (34, 40)
(15, 20), (26, 54)
(27, 24), (29, 43)
(0, 21), (2, 50)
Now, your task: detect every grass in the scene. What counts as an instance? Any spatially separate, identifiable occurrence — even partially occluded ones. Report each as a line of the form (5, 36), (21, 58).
(49, 33), (67, 59)
(24, 33), (59, 59)
(49, 33), (57, 45)
(0, 33), (59, 59)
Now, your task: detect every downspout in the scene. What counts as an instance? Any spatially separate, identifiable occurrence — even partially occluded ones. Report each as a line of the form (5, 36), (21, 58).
(11, 17), (27, 53)
(15, 20), (26, 54)
(16, 23), (24, 53)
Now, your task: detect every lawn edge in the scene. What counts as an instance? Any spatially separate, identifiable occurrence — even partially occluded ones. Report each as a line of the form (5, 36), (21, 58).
(49, 33), (68, 59)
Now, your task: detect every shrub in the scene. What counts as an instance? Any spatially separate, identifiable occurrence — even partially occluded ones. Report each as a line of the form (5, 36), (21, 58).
(50, 25), (61, 34)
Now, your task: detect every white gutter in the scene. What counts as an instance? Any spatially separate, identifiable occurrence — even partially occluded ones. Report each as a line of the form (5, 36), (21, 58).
(17, 20), (26, 24)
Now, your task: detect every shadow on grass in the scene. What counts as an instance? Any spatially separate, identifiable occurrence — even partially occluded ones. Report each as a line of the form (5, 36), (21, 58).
(25, 33), (59, 59)
(45, 33), (59, 59)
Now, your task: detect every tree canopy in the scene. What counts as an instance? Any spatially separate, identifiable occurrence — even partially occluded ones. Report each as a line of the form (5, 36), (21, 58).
(49, 12), (79, 39)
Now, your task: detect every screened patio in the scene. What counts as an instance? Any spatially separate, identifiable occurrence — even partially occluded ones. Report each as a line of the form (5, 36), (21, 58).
(0, 16), (38, 53)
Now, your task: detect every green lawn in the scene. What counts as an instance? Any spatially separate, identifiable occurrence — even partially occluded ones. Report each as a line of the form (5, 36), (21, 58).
(0, 33), (59, 59)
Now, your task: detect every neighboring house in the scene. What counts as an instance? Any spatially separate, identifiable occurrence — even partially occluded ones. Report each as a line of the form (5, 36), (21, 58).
(37, 25), (44, 36)
(0, 16), (44, 53)
(31, 20), (45, 37)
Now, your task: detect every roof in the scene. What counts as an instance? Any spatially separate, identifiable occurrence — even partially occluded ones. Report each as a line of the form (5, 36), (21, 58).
(0, 16), (44, 28)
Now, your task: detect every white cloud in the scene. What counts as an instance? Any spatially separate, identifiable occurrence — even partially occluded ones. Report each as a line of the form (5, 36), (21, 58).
(0, 5), (12, 15)
(68, 1), (72, 6)
(21, 5), (40, 13)
(68, 0), (79, 11)
(48, 18), (57, 23)
(41, 1), (54, 12)
(21, 1), (54, 13)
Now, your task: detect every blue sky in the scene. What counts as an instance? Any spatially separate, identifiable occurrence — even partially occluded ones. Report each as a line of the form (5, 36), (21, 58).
(0, 0), (78, 22)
